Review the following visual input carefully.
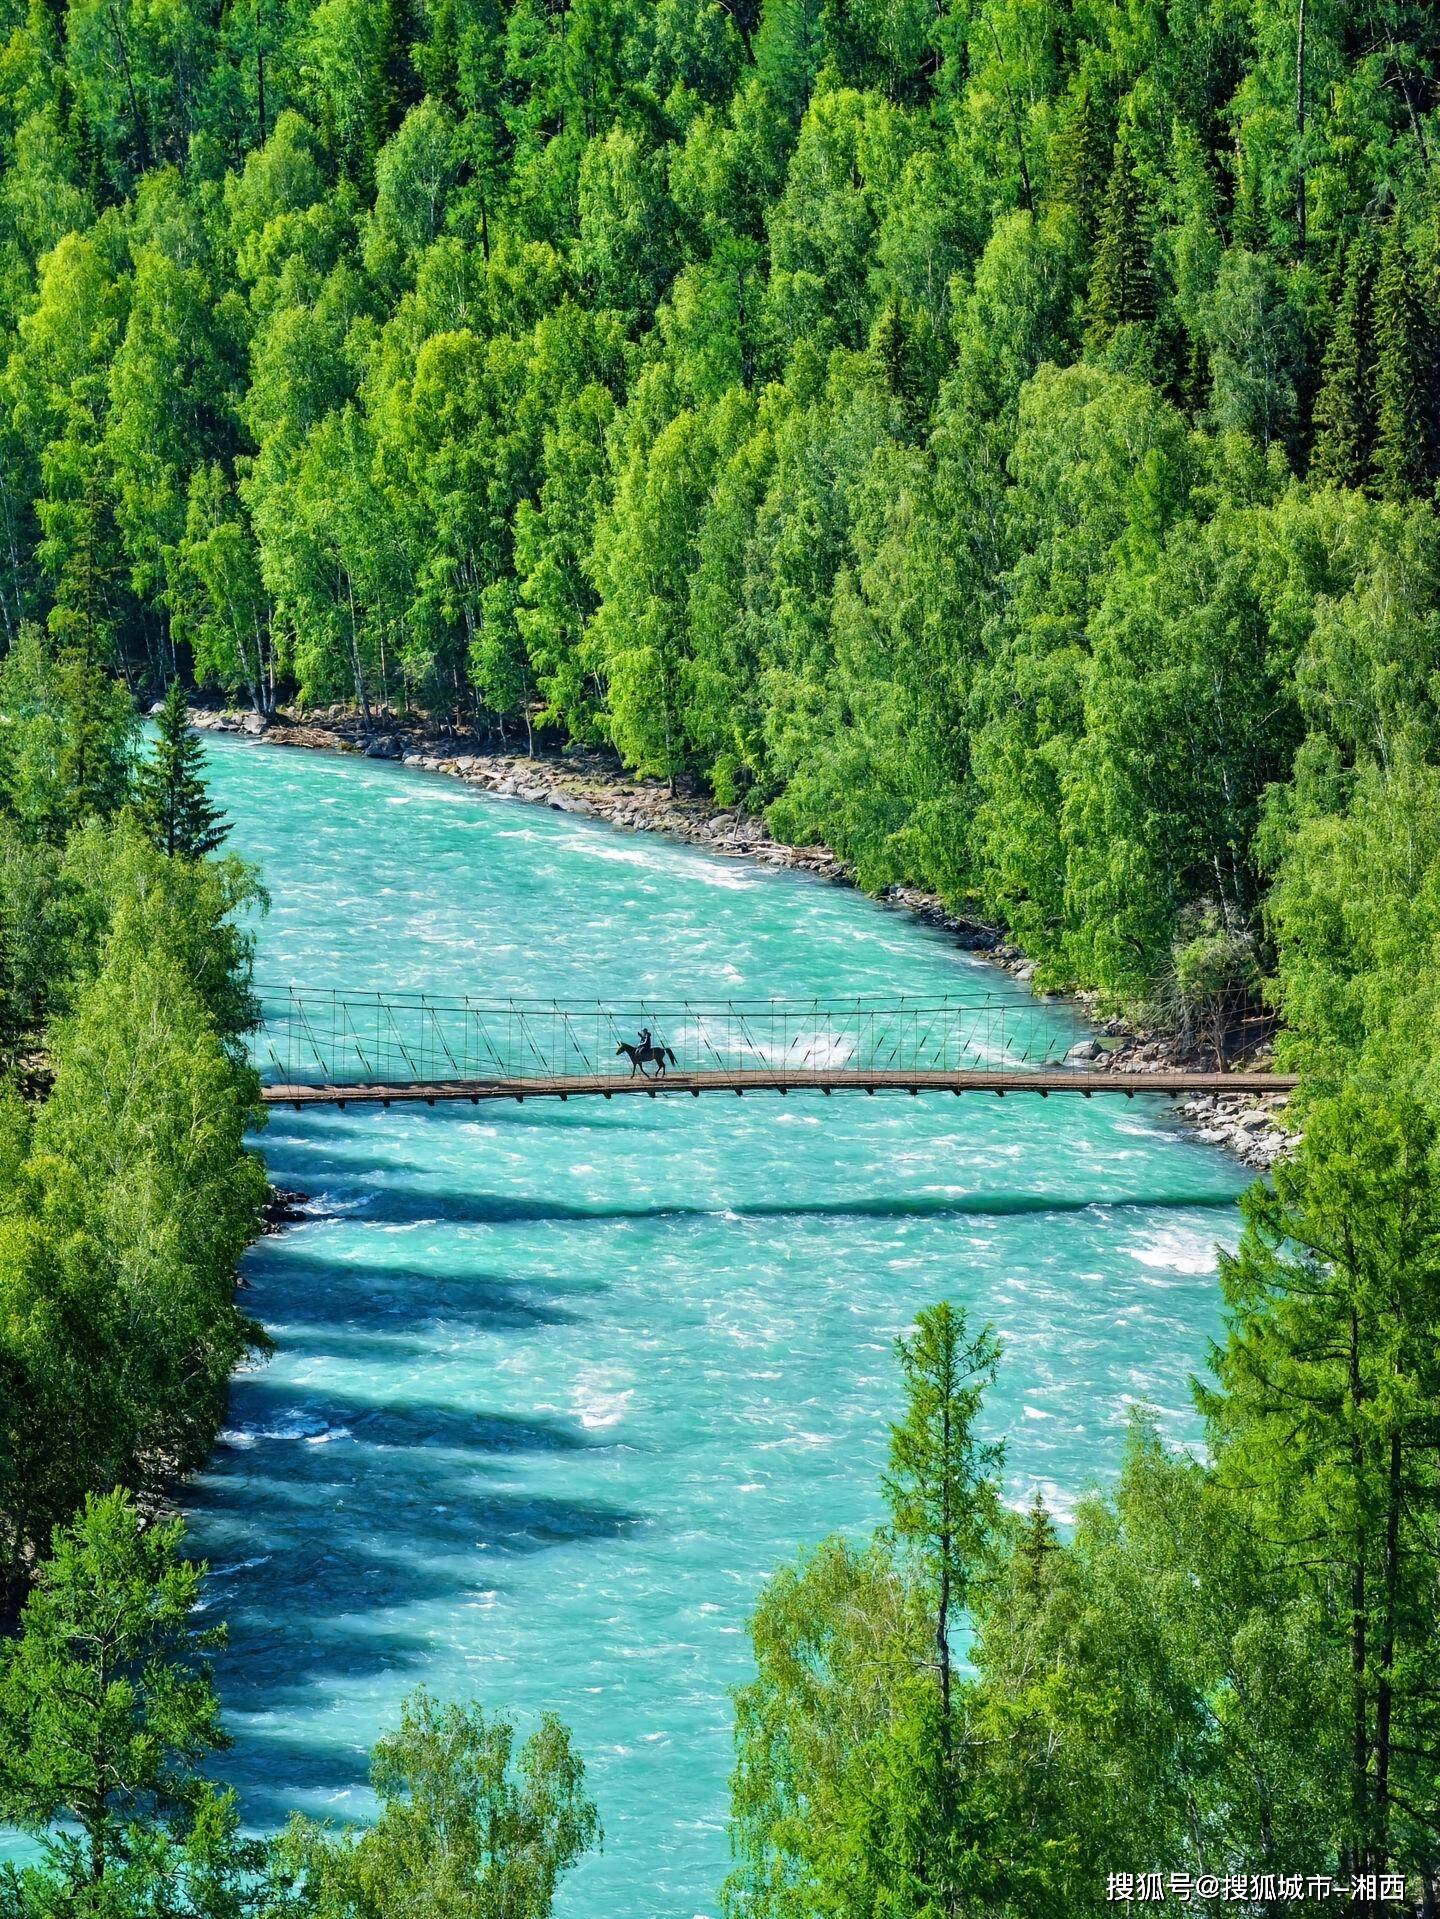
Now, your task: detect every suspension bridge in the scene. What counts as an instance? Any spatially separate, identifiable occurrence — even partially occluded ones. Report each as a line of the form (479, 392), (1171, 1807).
(253, 989), (1296, 1109)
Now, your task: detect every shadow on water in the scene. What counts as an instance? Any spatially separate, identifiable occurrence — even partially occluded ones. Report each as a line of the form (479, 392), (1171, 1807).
(242, 1252), (586, 1332)
(190, 1373), (641, 1812)
(216, 1738), (376, 1831)
(224, 1371), (594, 1456)
(254, 1143), (433, 1183)
(348, 1185), (1244, 1230)
(260, 1105), (666, 1140)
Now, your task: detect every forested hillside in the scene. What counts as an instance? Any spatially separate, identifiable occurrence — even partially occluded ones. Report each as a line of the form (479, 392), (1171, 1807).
(2, 0), (1439, 1069)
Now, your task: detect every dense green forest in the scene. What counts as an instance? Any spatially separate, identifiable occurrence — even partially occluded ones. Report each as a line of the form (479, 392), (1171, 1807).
(0, 677), (266, 1618)
(4, 0), (1440, 1913)
(0, 0), (1438, 1056)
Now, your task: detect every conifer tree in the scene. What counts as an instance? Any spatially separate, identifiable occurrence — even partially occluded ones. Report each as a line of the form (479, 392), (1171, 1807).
(884, 1301), (1003, 1739)
(1231, 152), (1267, 251)
(1372, 214), (1430, 501)
(1085, 139), (1156, 351)
(1050, 82), (1109, 251)
(135, 679), (228, 860)
(52, 644), (131, 833)
(377, 0), (420, 142)
(1311, 234), (1377, 488)
(42, 467), (134, 833)
(1204, 1090), (1440, 1885)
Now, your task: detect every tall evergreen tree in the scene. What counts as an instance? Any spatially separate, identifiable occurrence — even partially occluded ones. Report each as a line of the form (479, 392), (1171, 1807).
(1202, 1090), (1440, 1889)
(1050, 82), (1109, 251)
(42, 462), (133, 832)
(135, 680), (228, 860)
(1372, 214), (1430, 501)
(1085, 139), (1156, 350)
(1311, 234), (1377, 488)
(884, 1300), (1002, 1739)
(52, 640), (133, 834)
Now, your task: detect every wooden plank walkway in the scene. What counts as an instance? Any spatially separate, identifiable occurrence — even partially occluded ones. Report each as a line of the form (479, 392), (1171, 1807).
(262, 1067), (1298, 1108)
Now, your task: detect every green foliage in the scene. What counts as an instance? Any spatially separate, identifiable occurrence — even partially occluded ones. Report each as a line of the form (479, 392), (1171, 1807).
(135, 682), (230, 861)
(270, 1687), (600, 1919)
(0, 0), (1435, 1045)
(1203, 1089), (1440, 1885)
(1311, 235), (1376, 489)
(1372, 214), (1434, 504)
(0, 1513), (599, 1918)
(730, 1096), (1440, 1912)
(1085, 137), (1156, 353)
(726, 1302), (1004, 1918)
(1166, 908), (1262, 1066)
(884, 1303), (1001, 1730)
(0, 1491), (240, 1899)
(0, 627), (136, 847)
(0, 661), (264, 1611)
(4, 25), (1440, 1902)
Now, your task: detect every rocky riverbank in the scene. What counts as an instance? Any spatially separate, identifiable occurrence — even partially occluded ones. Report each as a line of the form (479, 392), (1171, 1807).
(193, 702), (1296, 1171)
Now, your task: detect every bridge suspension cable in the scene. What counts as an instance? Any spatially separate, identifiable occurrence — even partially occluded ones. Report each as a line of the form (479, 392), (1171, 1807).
(251, 988), (1296, 1108)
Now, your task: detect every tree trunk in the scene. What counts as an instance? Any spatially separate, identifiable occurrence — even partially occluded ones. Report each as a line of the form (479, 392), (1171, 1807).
(344, 575), (372, 729)
(1295, 0), (1308, 257)
(1349, 1307), (1370, 1876)
(108, 0), (151, 171)
(937, 1397), (952, 1742)
(1374, 1429), (1402, 1871)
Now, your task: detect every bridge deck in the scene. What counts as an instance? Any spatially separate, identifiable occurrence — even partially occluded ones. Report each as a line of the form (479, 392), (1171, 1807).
(262, 1068), (1297, 1108)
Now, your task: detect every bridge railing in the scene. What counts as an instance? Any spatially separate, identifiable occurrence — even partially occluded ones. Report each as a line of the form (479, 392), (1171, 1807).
(251, 989), (1082, 1089)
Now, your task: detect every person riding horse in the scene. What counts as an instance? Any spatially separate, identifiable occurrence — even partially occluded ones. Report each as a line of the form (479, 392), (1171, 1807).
(616, 1025), (677, 1078)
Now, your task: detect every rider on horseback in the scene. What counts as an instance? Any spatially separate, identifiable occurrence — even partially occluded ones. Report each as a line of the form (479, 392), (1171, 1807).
(617, 1025), (675, 1078)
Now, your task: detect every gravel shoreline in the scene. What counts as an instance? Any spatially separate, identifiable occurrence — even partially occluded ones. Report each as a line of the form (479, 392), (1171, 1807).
(195, 704), (1296, 1172)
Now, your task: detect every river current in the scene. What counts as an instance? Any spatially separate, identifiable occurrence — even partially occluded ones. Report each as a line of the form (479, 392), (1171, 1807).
(182, 736), (1246, 1918)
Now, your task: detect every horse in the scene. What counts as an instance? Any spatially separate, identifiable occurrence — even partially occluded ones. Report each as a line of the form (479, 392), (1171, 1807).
(616, 1038), (677, 1079)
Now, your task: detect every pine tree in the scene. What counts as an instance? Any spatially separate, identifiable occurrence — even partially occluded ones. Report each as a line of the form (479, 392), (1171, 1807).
(1014, 1491), (1059, 1594)
(135, 679), (228, 860)
(45, 463), (133, 833)
(1203, 1091), (1440, 1885)
(1311, 234), (1377, 488)
(1372, 213), (1429, 502)
(52, 642), (132, 832)
(884, 1301), (1003, 1740)
(377, 0), (420, 142)
(1050, 82), (1109, 252)
(1085, 140), (1156, 351)
(1231, 151), (1267, 251)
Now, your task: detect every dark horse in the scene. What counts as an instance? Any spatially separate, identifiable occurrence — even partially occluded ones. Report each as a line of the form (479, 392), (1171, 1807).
(616, 1038), (678, 1078)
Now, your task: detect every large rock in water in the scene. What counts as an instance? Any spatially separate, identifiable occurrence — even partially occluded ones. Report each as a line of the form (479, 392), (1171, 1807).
(364, 734), (403, 758)
(1067, 1038), (1103, 1062)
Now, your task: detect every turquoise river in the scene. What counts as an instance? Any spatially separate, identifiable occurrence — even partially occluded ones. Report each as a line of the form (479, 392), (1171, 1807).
(185, 734), (1248, 1918)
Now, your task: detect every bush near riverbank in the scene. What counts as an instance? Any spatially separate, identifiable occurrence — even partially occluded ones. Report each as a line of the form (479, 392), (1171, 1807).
(0, 653), (268, 1618)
